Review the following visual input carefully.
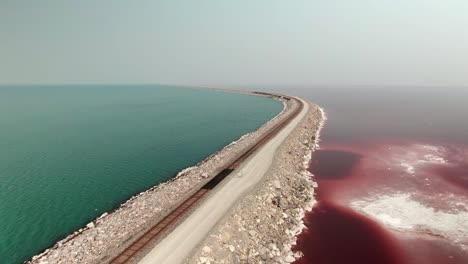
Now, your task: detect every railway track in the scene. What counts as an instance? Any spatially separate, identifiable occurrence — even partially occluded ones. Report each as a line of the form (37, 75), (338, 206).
(110, 94), (303, 264)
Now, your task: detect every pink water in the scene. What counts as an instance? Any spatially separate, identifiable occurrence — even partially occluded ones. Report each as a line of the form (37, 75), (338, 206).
(273, 87), (468, 264)
(293, 142), (468, 264)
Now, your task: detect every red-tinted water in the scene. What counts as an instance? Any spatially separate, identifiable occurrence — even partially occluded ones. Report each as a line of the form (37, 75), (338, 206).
(293, 143), (468, 264)
(262, 87), (468, 264)
(293, 201), (406, 264)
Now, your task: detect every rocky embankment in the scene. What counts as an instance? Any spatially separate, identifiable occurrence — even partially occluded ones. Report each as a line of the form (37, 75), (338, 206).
(29, 93), (297, 264)
(187, 102), (325, 264)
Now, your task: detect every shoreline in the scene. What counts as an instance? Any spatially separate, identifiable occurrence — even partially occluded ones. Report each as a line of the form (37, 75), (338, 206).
(185, 100), (325, 263)
(28, 90), (297, 264)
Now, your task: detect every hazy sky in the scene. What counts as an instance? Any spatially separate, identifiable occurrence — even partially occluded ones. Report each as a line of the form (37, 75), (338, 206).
(1, 1), (467, 87)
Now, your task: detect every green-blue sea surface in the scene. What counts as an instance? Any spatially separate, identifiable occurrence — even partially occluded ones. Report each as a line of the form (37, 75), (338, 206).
(0, 85), (282, 263)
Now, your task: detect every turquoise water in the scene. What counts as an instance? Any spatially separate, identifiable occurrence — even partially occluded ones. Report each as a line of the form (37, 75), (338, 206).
(0, 85), (282, 264)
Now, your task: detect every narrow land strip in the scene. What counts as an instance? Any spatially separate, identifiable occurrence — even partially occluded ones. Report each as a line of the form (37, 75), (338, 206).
(138, 98), (310, 264)
(110, 95), (303, 263)
(187, 102), (324, 264)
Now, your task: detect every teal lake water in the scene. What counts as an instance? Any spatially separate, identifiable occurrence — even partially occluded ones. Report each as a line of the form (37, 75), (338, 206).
(0, 85), (282, 263)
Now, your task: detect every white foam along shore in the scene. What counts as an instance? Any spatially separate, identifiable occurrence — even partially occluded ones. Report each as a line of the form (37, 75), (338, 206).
(28, 90), (298, 264)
